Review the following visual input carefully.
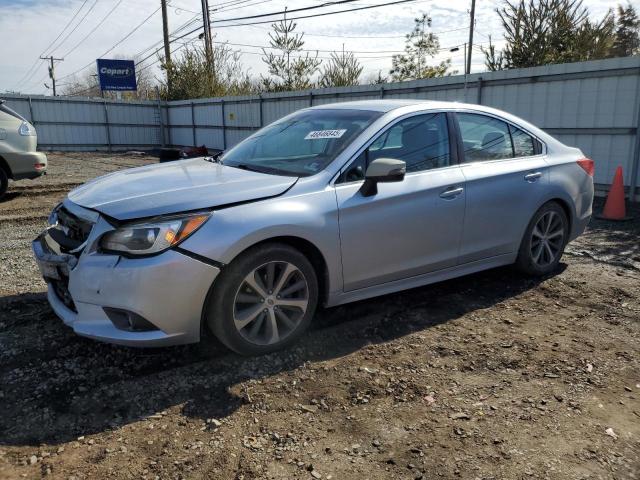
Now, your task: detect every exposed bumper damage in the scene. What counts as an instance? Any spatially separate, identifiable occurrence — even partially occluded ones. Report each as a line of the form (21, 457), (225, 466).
(32, 201), (220, 347)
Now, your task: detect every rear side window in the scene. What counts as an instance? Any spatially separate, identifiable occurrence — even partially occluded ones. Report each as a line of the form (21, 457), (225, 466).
(457, 112), (543, 162)
(0, 102), (27, 122)
(457, 113), (512, 162)
(510, 124), (538, 157)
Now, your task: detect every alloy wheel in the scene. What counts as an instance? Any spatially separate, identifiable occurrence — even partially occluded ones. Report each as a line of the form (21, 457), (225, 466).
(233, 261), (309, 345)
(530, 210), (565, 267)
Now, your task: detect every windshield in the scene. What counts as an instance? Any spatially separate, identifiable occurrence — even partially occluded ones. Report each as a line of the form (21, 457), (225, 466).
(221, 108), (383, 176)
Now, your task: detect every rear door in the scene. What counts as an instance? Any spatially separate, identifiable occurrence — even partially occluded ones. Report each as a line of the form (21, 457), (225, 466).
(335, 112), (467, 291)
(454, 111), (549, 264)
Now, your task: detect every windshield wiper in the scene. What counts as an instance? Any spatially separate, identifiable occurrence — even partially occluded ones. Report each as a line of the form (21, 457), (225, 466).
(203, 150), (224, 163)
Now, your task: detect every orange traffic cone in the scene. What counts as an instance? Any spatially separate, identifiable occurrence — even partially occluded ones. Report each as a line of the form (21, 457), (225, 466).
(597, 166), (632, 221)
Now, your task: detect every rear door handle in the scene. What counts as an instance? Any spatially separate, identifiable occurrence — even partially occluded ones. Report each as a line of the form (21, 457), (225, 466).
(524, 172), (542, 182)
(439, 186), (464, 199)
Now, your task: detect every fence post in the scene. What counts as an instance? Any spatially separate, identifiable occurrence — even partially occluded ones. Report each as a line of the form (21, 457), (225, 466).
(379, 86), (384, 99)
(221, 99), (226, 151)
(258, 94), (263, 128)
(476, 77), (483, 104)
(309, 90), (313, 107)
(155, 86), (166, 147)
(191, 101), (196, 146)
(103, 100), (112, 152)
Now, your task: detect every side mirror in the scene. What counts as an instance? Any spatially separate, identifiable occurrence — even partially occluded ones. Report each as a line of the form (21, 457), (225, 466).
(360, 158), (406, 197)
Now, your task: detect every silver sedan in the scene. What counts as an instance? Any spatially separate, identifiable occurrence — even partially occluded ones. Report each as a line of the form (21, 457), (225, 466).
(33, 100), (594, 355)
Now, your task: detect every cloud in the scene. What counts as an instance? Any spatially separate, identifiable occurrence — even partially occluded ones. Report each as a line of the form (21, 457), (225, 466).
(0, 0), (620, 95)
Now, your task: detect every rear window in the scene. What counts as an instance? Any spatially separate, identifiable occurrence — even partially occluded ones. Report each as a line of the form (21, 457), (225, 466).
(0, 101), (27, 122)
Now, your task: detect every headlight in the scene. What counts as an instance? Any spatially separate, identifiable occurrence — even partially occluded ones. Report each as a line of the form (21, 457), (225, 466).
(48, 203), (62, 226)
(19, 121), (36, 136)
(100, 213), (209, 256)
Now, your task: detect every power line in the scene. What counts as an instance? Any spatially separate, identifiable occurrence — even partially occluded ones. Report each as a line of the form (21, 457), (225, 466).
(48, 0), (101, 57)
(136, 0), (425, 68)
(58, 7), (162, 82)
(136, 37), (475, 76)
(61, 0), (125, 58)
(171, 0), (422, 45)
(132, 14), (201, 60)
(137, 0), (472, 70)
(208, 0), (364, 24)
(13, 0), (91, 88)
(221, 22), (469, 39)
(211, 0), (275, 15)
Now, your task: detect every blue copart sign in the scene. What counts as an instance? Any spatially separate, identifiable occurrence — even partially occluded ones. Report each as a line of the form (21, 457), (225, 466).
(96, 59), (137, 91)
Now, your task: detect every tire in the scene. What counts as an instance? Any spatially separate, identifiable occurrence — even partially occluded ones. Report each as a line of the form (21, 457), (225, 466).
(0, 168), (8, 200)
(515, 201), (569, 276)
(205, 243), (319, 356)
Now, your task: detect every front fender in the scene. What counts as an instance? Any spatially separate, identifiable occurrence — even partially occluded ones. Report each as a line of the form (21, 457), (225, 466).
(178, 188), (343, 294)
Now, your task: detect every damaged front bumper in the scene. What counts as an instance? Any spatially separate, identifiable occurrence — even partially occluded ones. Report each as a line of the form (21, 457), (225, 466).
(32, 201), (220, 347)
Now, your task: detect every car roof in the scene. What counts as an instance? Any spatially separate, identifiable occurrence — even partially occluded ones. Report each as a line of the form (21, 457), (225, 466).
(307, 99), (566, 153)
(308, 99), (458, 113)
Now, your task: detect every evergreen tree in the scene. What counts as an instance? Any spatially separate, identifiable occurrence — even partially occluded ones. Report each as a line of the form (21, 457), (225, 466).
(261, 15), (321, 91)
(366, 70), (389, 85)
(159, 44), (257, 100)
(612, 3), (640, 56)
(390, 14), (452, 81)
(483, 0), (617, 71)
(319, 48), (363, 87)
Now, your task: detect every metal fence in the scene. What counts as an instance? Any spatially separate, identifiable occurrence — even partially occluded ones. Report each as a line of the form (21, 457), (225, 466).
(3, 55), (640, 198)
(2, 95), (165, 151)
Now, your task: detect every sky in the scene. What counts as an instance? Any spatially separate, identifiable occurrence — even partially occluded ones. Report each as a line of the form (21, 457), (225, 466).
(0, 0), (619, 95)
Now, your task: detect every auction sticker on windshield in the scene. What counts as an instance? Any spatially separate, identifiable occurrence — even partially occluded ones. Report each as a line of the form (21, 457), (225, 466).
(305, 129), (347, 140)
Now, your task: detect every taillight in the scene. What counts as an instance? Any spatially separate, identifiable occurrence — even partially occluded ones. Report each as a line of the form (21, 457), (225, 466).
(576, 158), (594, 177)
(34, 163), (46, 171)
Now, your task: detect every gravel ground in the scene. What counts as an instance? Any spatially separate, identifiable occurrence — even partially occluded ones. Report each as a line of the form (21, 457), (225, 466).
(0, 152), (638, 480)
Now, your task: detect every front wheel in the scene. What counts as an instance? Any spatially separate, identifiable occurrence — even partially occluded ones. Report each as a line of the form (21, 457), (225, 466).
(515, 202), (569, 276)
(205, 243), (318, 356)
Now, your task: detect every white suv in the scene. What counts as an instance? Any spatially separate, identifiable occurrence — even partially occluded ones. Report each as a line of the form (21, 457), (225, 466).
(0, 99), (47, 198)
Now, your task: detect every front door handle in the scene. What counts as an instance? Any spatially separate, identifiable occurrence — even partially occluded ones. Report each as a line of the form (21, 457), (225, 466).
(439, 186), (464, 199)
(524, 171), (542, 182)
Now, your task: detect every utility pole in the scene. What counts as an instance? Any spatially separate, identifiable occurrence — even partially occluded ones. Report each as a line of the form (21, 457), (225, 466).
(201, 0), (213, 62)
(466, 0), (476, 75)
(40, 56), (64, 96)
(161, 0), (171, 92)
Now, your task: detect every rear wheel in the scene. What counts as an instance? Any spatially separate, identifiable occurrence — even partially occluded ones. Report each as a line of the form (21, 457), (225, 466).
(206, 243), (318, 356)
(515, 202), (569, 276)
(0, 168), (8, 200)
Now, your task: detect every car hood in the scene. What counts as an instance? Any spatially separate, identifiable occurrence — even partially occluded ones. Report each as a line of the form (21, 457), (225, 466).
(67, 158), (298, 220)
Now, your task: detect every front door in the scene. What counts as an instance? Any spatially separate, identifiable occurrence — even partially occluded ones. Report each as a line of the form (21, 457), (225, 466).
(335, 112), (466, 292)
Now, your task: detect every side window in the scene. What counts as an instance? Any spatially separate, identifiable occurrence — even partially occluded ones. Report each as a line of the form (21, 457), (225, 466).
(510, 124), (538, 157)
(338, 113), (450, 182)
(457, 113), (513, 162)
